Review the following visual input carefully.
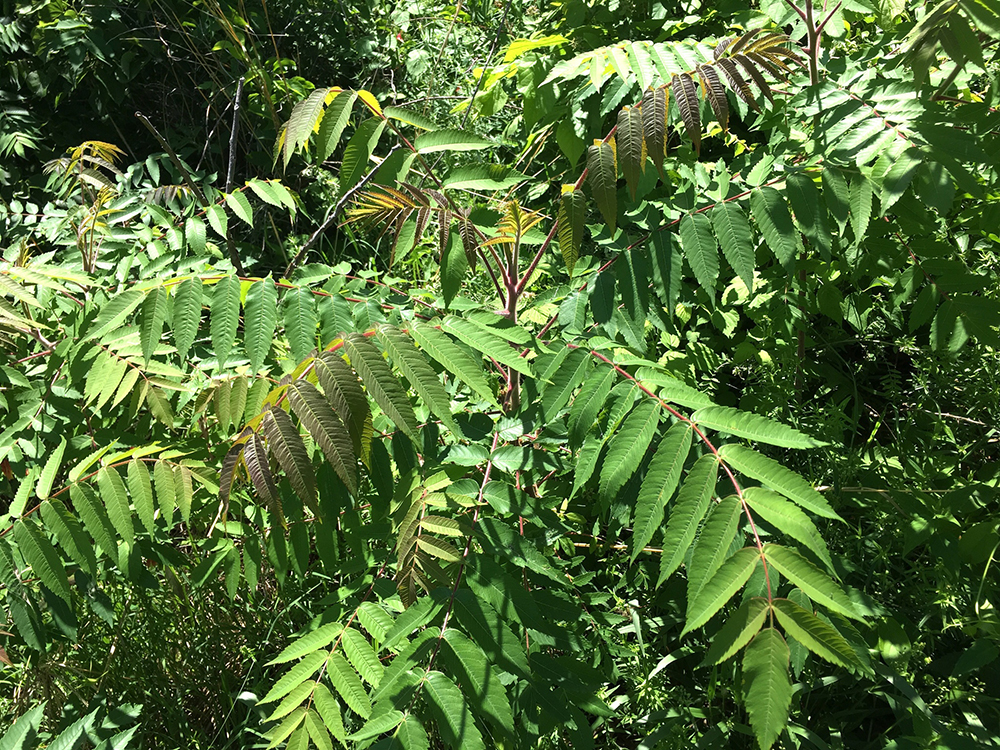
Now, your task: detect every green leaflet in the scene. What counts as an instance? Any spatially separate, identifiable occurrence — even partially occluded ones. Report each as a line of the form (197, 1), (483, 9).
(639, 370), (715, 410)
(0, 704), (45, 750)
(210, 275), (241, 369)
(687, 495), (743, 604)
(451, 589), (529, 678)
(692, 405), (826, 449)
(344, 334), (420, 441)
(261, 651), (329, 704)
(710, 202), (754, 293)
(317, 91), (358, 163)
(682, 546), (759, 635)
(558, 185), (585, 275)
(261, 406), (316, 507)
(267, 622), (344, 666)
(328, 650), (372, 718)
(440, 229), (467, 307)
(616, 247), (649, 329)
(822, 167), (850, 233)
(630, 422), (693, 563)
(85, 288), (144, 342)
(571, 432), (605, 499)
(284, 286), (317, 363)
(185, 216), (206, 255)
(268, 710), (306, 750)
(702, 597), (770, 666)
(617, 105), (645, 199)
(541, 347), (590, 422)
(849, 174), (873, 244)
(341, 627), (383, 687)
(764, 544), (861, 620)
(171, 277), (202, 362)
(225, 190), (254, 227)
(413, 128), (493, 154)
(127, 459), (156, 535)
(378, 326), (462, 438)
(785, 172), (831, 259)
(587, 140), (618, 233)
(139, 285), (167, 365)
(392, 716), (429, 750)
(312, 683), (347, 743)
(287, 382), (358, 495)
(423, 670), (485, 750)
(418, 534), (462, 563)
(206, 204), (228, 239)
(771, 598), (865, 672)
(749, 187), (800, 272)
(347, 710), (404, 742)
(568, 366), (615, 448)
(658, 453), (718, 586)
(717, 444), (840, 520)
(880, 148), (921, 214)
(153, 460), (176, 522)
(441, 628), (515, 738)
(244, 276), (278, 373)
(443, 164), (525, 191)
(742, 628), (792, 750)
(411, 322), (497, 406)
(599, 399), (660, 500)
(744, 487), (833, 572)
(440, 316), (534, 377)
(174, 465), (193, 524)
(303, 710), (334, 750)
(678, 212), (719, 298)
(265, 680), (316, 723)
(40, 498), (97, 578)
(70, 483), (117, 561)
(35, 436), (66, 501)
(97, 466), (134, 547)
(246, 178), (292, 212)
(14, 518), (72, 603)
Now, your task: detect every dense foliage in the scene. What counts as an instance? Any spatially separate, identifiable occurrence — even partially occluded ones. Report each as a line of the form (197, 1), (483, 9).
(2, 0), (999, 748)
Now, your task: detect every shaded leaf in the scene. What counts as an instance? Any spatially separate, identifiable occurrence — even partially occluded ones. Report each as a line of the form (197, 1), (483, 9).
(683, 546), (760, 635)
(599, 400), (660, 500)
(658, 454), (718, 585)
(587, 140), (618, 234)
(287, 382), (358, 495)
(702, 597), (770, 666)
(344, 334), (420, 441)
(261, 406), (316, 507)
(631, 422), (693, 562)
(14, 519), (71, 603)
(423, 670), (485, 750)
(678, 212), (719, 298)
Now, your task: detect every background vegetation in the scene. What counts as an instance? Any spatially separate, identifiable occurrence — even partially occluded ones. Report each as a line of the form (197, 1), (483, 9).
(1, 0), (999, 748)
